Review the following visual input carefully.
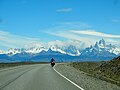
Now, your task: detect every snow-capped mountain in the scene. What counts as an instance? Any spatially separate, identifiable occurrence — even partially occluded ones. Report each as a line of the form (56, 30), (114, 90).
(80, 39), (119, 59)
(0, 50), (6, 54)
(48, 45), (66, 54)
(106, 44), (120, 55)
(7, 48), (22, 56)
(63, 45), (81, 56)
(0, 39), (120, 62)
(0, 39), (120, 56)
(0, 45), (81, 56)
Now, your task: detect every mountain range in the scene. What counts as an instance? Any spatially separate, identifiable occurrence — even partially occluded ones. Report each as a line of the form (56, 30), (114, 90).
(0, 39), (120, 62)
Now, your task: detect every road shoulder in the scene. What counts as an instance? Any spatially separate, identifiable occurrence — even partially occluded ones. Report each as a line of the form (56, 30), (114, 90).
(55, 64), (120, 90)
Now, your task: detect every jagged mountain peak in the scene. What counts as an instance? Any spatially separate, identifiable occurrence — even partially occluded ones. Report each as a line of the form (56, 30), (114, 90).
(92, 39), (107, 52)
(47, 48), (53, 53)
(94, 39), (106, 47)
(81, 39), (120, 59)
(99, 39), (106, 46)
(94, 42), (99, 49)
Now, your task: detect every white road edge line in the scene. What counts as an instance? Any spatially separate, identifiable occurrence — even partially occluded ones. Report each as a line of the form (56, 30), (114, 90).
(53, 67), (85, 90)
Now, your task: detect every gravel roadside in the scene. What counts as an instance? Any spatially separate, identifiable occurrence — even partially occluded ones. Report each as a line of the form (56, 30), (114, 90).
(55, 64), (120, 90)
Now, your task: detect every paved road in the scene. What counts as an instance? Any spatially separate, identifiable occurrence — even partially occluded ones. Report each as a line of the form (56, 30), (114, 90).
(0, 64), (81, 90)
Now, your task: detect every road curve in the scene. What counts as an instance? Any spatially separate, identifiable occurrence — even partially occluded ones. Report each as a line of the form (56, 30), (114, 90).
(0, 64), (81, 90)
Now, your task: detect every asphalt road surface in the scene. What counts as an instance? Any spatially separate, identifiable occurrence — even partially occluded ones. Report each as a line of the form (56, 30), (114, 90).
(0, 64), (81, 90)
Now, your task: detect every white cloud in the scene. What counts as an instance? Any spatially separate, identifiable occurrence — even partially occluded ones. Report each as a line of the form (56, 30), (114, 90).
(56, 8), (73, 12)
(0, 30), (41, 50)
(1, 17), (120, 51)
(42, 22), (92, 33)
(106, 39), (120, 46)
(41, 21), (120, 48)
(45, 29), (120, 48)
(70, 30), (120, 38)
(46, 30), (99, 47)
(47, 40), (87, 50)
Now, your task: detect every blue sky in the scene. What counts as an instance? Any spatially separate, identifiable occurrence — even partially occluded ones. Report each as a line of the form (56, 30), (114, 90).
(0, 0), (120, 50)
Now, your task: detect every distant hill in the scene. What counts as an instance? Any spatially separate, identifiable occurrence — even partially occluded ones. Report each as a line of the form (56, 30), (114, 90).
(69, 56), (120, 85)
(96, 56), (120, 85)
(98, 56), (120, 74)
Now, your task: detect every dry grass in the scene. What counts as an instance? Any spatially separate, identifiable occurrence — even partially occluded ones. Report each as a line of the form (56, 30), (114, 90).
(0, 62), (50, 69)
(69, 56), (120, 86)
